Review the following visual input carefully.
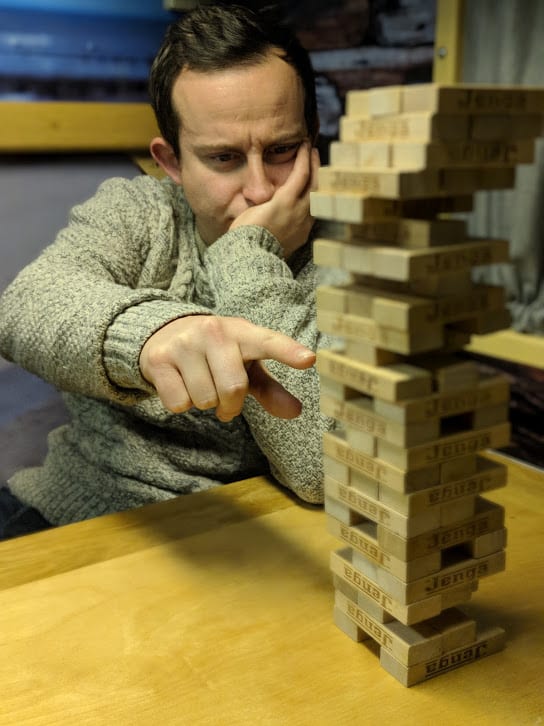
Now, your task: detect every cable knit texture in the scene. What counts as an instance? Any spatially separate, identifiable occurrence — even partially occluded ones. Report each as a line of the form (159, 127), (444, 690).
(0, 175), (337, 525)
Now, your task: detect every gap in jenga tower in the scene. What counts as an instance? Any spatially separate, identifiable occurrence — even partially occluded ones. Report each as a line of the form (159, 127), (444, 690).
(313, 82), (544, 687)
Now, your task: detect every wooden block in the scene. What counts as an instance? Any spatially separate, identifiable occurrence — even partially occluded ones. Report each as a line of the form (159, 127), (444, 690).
(323, 430), (441, 494)
(372, 374), (510, 425)
(325, 476), (441, 538)
(425, 608), (477, 652)
(439, 455), (479, 484)
(337, 284), (505, 335)
(327, 515), (441, 582)
(419, 356), (480, 392)
(316, 349), (432, 402)
(312, 237), (344, 268)
(330, 141), (391, 168)
(316, 284), (348, 313)
(368, 86), (404, 117)
(317, 307), (445, 354)
(379, 625), (506, 686)
(350, 469), (380, 499)
(344, 340), (401, 366)
(320, 391), (440, 447)
(309, 190), (336, 219)
(401, 83), (544, 115)
(313, 236), (510, 281)
(335, 590), (444, 667)
(345, 89), (372, 117)
(391, 139), (535, 169)
(311, 192), (473, 224)
(471, 402), (510, 429)
(331, 548), (475, 625)
(317, 165), (439, 198)
(368, 549), (505, 606)
(333, 574), (394, 623)
(409, 270), (473, 297)
(319, 375), (358, 401)
(333, 605), (368, 642)
(468, 113), (544, 140)
(469, 527), (508, 558)
(345, 426), (376, 456)
(376, 422), (511, 471)
(340, 113), (469, 143)
(376, 496), (505, 560)
(318, 165), (514, 199)
(323, 453), (350, 485)
(331, 548), (442, 625)
(452, 308), (513, 336)
(377, 456), (507, 517)
(344, 218), (468, 249)
(439, 494), (477, 526)
(324, 495), (362, 526)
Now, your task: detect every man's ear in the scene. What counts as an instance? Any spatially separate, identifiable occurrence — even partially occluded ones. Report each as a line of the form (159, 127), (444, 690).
(149, 137), (182, 184)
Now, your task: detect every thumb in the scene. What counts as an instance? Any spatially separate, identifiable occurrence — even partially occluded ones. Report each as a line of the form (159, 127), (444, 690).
(247, 361), (303, 419)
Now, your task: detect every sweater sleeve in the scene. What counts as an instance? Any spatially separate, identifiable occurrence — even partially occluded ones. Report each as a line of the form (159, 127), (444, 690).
(0, 176), (210, 404)
(204, 225), (338, 503)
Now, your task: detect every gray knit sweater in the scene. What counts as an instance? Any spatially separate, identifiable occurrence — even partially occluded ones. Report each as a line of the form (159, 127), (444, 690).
(0, 175), (337, 525)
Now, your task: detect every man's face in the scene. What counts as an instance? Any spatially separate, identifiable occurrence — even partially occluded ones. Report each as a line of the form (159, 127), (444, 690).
(169, 51), (308, 245)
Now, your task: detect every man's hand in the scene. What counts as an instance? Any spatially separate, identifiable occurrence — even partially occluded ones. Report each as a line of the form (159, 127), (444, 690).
(139, 315), (316, 421)
(229, 141), (320, 258)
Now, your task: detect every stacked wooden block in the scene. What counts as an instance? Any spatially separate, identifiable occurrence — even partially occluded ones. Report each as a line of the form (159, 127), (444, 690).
(311, 83), (544, 686)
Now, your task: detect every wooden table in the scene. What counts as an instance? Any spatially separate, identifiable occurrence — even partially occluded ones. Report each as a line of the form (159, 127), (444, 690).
(1, 453), (542, 725)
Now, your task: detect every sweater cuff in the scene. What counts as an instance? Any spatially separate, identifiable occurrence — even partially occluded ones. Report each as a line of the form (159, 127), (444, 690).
(205, 225), (289, 278)
(104, 299), (211, 392)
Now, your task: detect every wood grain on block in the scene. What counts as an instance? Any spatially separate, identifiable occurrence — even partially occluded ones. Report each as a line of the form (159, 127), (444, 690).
(313, 237), (510, 280)
(323, 430), (440, 494)
(317, 307), (444, 354)
(401, 84), (544, 116)
(340, 113), (469, 143)
(376, 496), (505, 560)
(376, 422), (511, 472)
(316, 349), (432, 401)
(356, 548), (505, 606)
(345, 218), (468, 248)
(335, 590), (444, 667)
(327, 514), (442, 582)
(391, 139), (535, 169)
(330, 141), (391, 168)
(379, 626), (506, 686)
(310, 191), (473, 224)
(331, 548), (475, 625)
(372, 374), (510, 424)
(325, 476), (441, 538)
(377, 457), (507, 516)
(319, 391), (441, 447)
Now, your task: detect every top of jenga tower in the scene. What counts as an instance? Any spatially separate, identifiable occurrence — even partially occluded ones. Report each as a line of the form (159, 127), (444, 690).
(346, 83), (544, 118)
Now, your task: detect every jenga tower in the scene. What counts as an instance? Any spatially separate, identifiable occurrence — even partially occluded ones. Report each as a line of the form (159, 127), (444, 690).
(311, 83), (544, 686)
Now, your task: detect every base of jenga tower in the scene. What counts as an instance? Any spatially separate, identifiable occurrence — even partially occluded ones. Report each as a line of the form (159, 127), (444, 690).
(333, 594), (505, 687)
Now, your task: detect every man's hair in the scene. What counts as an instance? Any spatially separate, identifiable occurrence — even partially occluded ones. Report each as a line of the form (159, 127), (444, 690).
(148, 4), (318, 159)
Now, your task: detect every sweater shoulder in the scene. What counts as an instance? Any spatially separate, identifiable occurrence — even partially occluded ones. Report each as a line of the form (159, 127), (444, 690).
(88, 175), (188, 216)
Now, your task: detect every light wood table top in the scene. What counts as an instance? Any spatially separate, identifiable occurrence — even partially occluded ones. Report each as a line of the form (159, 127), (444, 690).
(1, 453), (543, 725)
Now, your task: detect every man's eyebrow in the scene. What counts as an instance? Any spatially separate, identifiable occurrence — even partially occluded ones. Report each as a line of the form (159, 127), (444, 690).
(193, 135), (308, 155)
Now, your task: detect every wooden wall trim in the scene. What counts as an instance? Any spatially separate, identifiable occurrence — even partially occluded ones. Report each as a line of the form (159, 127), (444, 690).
(0, 102), (159, 152)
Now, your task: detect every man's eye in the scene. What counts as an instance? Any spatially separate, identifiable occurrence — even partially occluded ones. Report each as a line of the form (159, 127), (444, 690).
(210, 153), (238, 164)
(266, 143), (300, 163)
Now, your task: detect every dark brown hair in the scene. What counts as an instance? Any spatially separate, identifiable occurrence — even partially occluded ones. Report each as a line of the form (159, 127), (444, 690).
(148, 4), (318, 158)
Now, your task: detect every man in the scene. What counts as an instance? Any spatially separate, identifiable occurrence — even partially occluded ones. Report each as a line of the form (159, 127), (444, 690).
(0, 4), (337, 539)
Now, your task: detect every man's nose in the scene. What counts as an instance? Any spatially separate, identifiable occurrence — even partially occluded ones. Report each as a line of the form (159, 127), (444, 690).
(242, 158), (275, 206)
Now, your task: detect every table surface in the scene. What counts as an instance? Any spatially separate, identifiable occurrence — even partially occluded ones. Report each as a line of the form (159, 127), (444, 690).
(0, 452), (542, 726)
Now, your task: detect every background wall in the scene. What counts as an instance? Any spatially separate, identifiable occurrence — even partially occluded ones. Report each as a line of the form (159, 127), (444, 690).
(462, 0), (544, 334)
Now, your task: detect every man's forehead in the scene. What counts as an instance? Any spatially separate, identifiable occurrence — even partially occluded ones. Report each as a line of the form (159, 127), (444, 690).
(171, 54), (306, 147)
